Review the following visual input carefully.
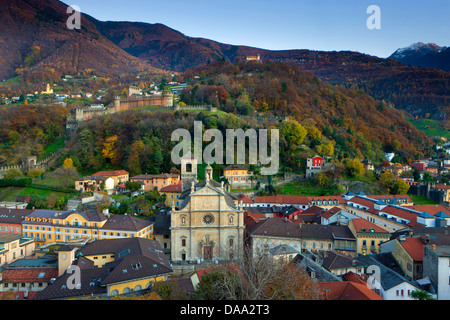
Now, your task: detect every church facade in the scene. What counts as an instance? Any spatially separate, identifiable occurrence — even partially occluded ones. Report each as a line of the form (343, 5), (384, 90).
(170, 163), (245, 266)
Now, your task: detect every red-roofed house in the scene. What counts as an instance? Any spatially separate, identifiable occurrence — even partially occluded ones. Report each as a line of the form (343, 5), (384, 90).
(238, 194), (254, 207)
(131, 173), (180, 192)
(160, 182), (182, 208)
(392, 237), (424, 281)
(318, 281), (383, 300)
(0, 267), (58, 295)
(92, 170), (129, 187)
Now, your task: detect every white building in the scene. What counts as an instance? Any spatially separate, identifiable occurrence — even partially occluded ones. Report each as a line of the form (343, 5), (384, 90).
(423, 245), (450, 300)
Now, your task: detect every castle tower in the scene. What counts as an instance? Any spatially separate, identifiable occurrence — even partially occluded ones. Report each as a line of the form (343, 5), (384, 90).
(113, 96), (121, 111)
(180, 154), (198, 192)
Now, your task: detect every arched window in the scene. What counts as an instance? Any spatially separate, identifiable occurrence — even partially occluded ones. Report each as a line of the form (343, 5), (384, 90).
(123, 287), (131, 294)
(135, 285), (142, 291)
(111, 289), (119, 296)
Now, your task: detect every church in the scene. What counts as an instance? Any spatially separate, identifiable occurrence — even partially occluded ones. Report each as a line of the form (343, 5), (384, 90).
(170, 155), (245, 269)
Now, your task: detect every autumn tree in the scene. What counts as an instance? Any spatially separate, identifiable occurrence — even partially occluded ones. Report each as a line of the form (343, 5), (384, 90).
(343, 158), (365, 178)
(62, 157), (74, 168)
(3, 168), (22, 180)
(192, 250), (319, 300)
(102, 135), (118, 163)
(379, 171), (410, 195)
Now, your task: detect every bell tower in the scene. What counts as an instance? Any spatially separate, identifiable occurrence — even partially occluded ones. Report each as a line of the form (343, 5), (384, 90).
(180, 154), (198, 192)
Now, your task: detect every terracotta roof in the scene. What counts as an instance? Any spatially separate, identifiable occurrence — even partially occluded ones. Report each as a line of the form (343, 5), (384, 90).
(435, 183), (450, 190)
(223, 165), (248, 171)
(350, 219), (389, 234)
(318, 281), (383, 300)
(244, 212), (267, 227)
(254, 195), (310, 205)
(320, 207), (342, 219)
(300, 205), (325, 214)
(400, 237), (424, 261)
(1, 268), (58, 283)
(409, 204), (450, 217)
(159, 182), (182, 193)
(342, 271), (367, 284)
(131, 173), (179, 180)
(238, 194), (254, 204)
(377, 206), (425, 228)
(92, 170), (129, 177)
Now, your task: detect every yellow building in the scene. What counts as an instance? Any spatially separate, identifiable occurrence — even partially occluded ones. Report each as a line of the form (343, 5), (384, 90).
(223, 165), (251, 186)
(159, 182), (182, 208)
(34, 238), (172, 299)
(92, 170), (129, 187)
(130, 173), (180, 192)
(348, 219), (391, 255)
(22, 209), (153, 248)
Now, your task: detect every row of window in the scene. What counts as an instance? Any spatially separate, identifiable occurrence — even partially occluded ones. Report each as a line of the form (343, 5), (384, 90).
(24, 230), (149, 241)
(0, 225), (20, 232)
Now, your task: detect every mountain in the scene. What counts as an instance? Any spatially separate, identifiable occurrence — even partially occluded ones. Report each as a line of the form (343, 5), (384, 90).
(0, 0), (155, 82)
(178, 60), (431, 162)
(1, 0), (449, 118)
(94, 21), (450, 118)
(389, 42), (450, 72)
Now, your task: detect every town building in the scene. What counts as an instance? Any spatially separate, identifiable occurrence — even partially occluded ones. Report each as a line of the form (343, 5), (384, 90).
(348, 219), (391, 255)
(0, 257), (58, 298)
(306, 156), (323, 178)
(74, 176), (115, 193)
(318, 280), (383, 300)
(171, 161), (244, 274)
(159, 182), (183, 208)
(356, 253), (422, 300)
(422, 244), (450, 300)
(248, 218), (356, 257)
(130, 173), (179, 192)
(22, 209), (153, 247)
(223, 165), (252, 187)
(0, 208), (33, 235)
(0, 234), (35, 267)
(92, 170), (129, 187)
(34, 238), (172, 299)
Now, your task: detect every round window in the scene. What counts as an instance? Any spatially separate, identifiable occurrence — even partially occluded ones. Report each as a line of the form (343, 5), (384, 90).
(203, 214), (214, 225)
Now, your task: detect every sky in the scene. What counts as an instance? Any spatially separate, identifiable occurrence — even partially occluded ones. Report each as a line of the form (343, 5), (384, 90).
(67, 0), (450, 58)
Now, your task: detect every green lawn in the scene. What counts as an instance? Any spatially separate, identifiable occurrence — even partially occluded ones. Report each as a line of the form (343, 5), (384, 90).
(409, 194), (440, 205)
(407, 116), (450, 140)
(43, 135), (66, 158)
(19, 187), (72, 198)
(0, 187), (25, 202)
(281, 181), (341, 196)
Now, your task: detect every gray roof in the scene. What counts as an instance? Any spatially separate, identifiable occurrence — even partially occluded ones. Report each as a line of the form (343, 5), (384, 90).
(34, 238), (172, 300)
(101, 214), (153, 231)
(178, 181), (237, 211)
(322, 251), (366, 271)
(355, 253), (420, 291)
(269, 244), (299, 256)
(249, 217), (355, 242)
(0, 208), (33, 224)
(151, 214), (171, 236)
(292, 253), (342, 282)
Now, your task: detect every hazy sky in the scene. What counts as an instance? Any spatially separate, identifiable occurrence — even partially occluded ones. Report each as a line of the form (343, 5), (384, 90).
(67, 0), (450, 58)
